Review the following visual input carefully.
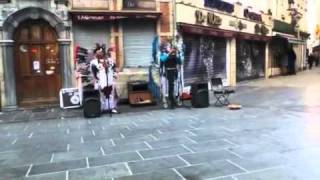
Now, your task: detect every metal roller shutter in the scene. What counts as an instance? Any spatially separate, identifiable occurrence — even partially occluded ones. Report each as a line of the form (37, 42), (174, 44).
(183, 34), (227, 85)
(73, 22), (110, 51)
(236, 40), (265, 81)
(183, 35), (207, 85)
(123, 20), (156, 67)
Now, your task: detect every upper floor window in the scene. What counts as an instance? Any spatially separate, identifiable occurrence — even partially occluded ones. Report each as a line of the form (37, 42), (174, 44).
(71, 0), (110, 9)
(244, 9), (262, 22)
(123, 0), (156, 10)
(204, 0), (234, 13)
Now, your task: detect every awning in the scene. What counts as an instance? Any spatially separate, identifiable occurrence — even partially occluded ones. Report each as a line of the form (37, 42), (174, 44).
(236, 32), (271, 42)
(178, 23), (271, 41)
(69, 10), (162, 22)
(178, 23), (236, 38)
(274, 33), (305, 44)
(273, 20), (296, 35)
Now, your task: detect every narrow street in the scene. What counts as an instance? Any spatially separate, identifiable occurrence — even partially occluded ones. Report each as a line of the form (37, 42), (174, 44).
(1, 69), (320, 180)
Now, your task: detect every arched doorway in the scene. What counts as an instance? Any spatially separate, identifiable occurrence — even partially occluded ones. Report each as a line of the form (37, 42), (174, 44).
(14, 20), (61, 106)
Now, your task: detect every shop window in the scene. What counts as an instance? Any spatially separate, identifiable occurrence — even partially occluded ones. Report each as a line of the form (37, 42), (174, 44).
(123, 0), (156, 10)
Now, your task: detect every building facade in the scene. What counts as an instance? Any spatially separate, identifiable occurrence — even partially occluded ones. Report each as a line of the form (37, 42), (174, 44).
(69, 0), (171, 100)
(268, 0), (309, 76)
(0, 0), (71, 109)
(0, 0), (310, 109)
(175, 0), (272, 85)
(0, 0), (172, 109)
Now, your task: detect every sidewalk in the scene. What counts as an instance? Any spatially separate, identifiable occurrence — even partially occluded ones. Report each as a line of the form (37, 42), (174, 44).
(1, 68), (318, 124)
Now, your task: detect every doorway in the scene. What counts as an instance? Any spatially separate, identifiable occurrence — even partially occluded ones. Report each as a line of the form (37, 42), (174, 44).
(14, 20), (61, 106)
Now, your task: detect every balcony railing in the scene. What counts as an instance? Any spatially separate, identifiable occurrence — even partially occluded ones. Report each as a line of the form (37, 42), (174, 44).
(123, 0), (156, 10)
(71, 0), (110, 10)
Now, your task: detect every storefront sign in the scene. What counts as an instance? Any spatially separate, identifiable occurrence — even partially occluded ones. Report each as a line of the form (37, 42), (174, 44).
(254, 24), (269, 35)
(195, 10), (222, 27)
(72, 14), (159, 21)
(123, 0), (156, 10)
(229, 20), (247, 31)
(74, 15), (127, 21)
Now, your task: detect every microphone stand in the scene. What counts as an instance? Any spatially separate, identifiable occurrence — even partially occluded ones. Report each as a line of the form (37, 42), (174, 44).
(105, 59), (112, 117)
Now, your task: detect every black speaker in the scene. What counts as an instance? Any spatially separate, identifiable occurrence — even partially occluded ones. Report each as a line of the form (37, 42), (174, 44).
(191, 82), (209, 108)
(83, 89), (101, 118)
(83, 98), (101, 118)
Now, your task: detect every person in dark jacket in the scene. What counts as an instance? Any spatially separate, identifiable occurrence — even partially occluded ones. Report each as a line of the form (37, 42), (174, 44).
(308, 51), (314, 70)
(287, 47), (296, 75)
(160, 47), (181, 109)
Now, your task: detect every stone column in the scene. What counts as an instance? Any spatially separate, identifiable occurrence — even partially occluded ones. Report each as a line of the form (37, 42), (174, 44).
(229, 38), (237, 86)
(0, 40), (17, 109)
(58, 39), (72, 88)
(265, 42), (270, 79)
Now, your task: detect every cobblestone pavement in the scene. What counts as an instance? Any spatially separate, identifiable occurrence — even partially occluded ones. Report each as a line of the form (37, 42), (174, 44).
(1, 69), (320, 180)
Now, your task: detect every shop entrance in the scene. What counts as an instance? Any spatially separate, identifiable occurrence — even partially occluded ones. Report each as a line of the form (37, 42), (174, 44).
(14, 20), (61, 106)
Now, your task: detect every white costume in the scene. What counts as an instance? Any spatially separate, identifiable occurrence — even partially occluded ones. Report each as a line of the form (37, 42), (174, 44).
(90, 57), (118, 111)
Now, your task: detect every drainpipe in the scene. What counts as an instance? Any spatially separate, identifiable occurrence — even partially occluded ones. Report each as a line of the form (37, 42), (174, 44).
(172, 0), (176, 45)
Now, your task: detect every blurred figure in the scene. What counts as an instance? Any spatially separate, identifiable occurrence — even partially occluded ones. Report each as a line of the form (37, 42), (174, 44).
(287, 46), (296, 75)
(308, 50), (314, 70)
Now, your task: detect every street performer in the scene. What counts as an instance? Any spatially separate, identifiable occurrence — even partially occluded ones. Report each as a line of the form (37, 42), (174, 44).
(90, 44), (119, 114)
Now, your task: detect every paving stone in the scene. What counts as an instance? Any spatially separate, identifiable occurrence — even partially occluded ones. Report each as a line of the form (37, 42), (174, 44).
(69, 163), (130, 180)
(115, 169), (183, 180)
(0, 166), (29, 180)
(113, 135), (155, 146)
(101, 143), (150, 155)
(24, 171), (66, 180)
(227, 142), (284, 158)
(15, 113), (32, 122)
(32, 112), (59, 121)
(53, 149), (103, 162)
(177, 160), (245, 179)
(151, 131), (195, 141)
(139, 146), (190, 159)
(29, 159), (86, 175)
(210, 177), (235, 180)
(180, 150), (240, 165)
(128, 156), (187, 174)
(230, 153), (288, 171)
(147, 137), (195, 149)
(235, 166), (315, 180)
(187, 139), (234, 152)
(0, 150), (51, 168)
(89, 152), (142, 167)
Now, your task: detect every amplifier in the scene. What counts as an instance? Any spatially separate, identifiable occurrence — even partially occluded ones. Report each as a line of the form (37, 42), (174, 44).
(128, 81), (153, 106)
(128, 91), (153, 105)
(59, 88), (81, 109)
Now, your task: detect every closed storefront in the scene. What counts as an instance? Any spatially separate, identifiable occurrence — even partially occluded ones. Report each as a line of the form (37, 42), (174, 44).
(183, 34), (227, 85)
(236, 40), (266, 81)
(73, 22), (110, 51)
(123, 20), (156, 67)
